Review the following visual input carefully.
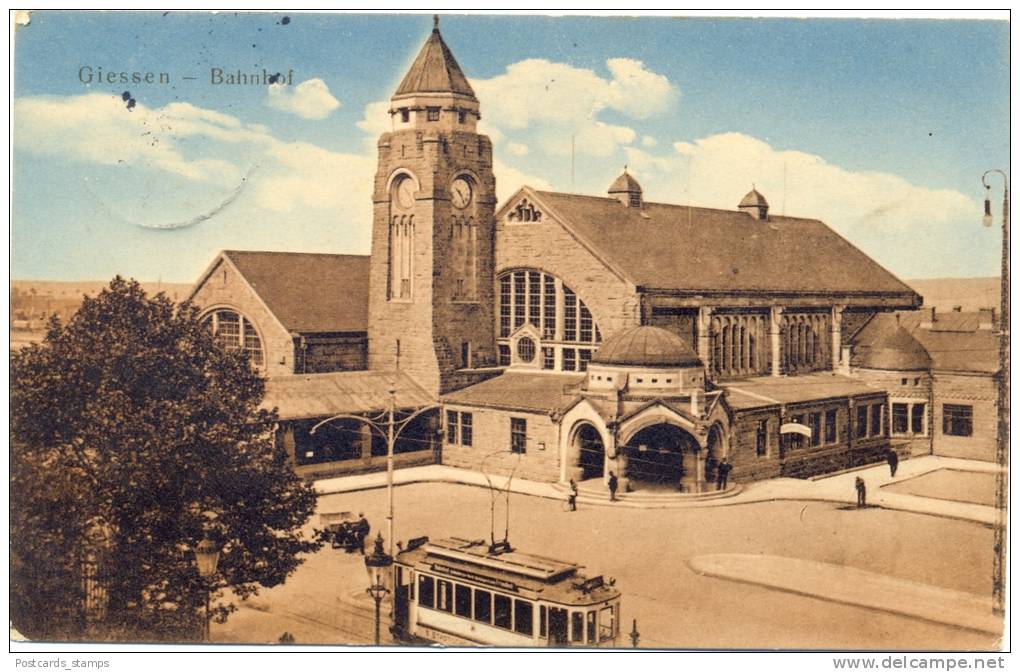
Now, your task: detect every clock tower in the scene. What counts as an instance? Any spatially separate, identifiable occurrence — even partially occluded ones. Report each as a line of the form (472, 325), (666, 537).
(367, 18), (497, 396)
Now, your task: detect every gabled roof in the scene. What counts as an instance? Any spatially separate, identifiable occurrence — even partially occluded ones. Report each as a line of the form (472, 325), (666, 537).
(217, 251), (369, 334)
(263, 370), (433, 421)
(525, 189), (919, 300)
(394, 27), (476, 99)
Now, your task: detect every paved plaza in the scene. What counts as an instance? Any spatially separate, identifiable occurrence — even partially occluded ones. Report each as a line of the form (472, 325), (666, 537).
(213, 457), (1003, 649)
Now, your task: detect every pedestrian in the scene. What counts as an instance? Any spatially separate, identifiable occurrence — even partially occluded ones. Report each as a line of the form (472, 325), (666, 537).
(568, 478), (578, 511)
(855, 477), (867, 508)
(355, 512), (370, 555)
(608, 471), (619, 502)
(886, 448), (899, 477)
(716, 458), (732, 491)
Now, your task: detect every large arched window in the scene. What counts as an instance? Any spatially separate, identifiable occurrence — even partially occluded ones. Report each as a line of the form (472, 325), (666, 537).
(203, 309), (264, 366)
(710, 313), (767, 378)
(496, 269), (601, 372)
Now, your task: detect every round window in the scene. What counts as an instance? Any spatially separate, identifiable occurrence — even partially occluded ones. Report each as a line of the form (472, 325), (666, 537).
(516, 337), (536, 363)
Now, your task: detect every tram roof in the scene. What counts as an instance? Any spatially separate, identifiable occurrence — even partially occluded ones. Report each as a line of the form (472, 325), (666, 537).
(396, 537), (620, 606)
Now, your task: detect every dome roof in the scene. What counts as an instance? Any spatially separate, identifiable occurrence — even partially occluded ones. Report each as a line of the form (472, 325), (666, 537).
(592, 326), (701, 368)
(739, 188), (769, 208)
(608, 170), (643, 194)
(855, 325), (931, 371)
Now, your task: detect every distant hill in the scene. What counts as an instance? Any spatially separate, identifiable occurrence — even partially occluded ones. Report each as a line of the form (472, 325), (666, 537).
(906, 277), (1000, 312)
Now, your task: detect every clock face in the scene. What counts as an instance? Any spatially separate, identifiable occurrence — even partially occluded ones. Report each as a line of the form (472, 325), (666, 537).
(395, 179), (415, 209)
(450, 177), (473, 209)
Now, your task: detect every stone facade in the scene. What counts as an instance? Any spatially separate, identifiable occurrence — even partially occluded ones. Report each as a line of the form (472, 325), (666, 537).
(190, 256), (294, 377)
(855, 368), (933, 457)
(931, 372), (997, 461)
(495, 193), (639, 339)
(442, 404), (560, 482)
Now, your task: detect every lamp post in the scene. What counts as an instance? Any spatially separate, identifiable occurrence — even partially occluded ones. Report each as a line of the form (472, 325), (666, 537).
(194, 535), (220, 642)
(982, 169), (1009, 617)
(629, 618), (640, 648)
(363, 532), (393, 645)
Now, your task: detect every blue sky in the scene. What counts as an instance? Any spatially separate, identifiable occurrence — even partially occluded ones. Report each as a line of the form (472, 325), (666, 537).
(12, 11), (1009, 282)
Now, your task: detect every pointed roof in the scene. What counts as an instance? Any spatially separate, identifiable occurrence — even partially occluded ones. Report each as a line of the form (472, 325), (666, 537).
(394, 25), (476, 99)
(608, 170), (642, 194)
(739, 187), (769, 208)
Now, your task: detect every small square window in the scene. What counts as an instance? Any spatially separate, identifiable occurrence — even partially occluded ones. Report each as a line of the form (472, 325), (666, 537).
(427, 107), (440, 121)
(636, 378), (643, 384)
(901, 378), (908, 385)
(651, 378), (658, 384)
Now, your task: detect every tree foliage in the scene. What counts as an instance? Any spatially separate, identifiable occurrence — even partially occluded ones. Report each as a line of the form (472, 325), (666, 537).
(10, 278), (321, 641)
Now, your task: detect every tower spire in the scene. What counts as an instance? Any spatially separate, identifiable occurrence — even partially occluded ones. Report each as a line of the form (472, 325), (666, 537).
(434, 14), (439, 31)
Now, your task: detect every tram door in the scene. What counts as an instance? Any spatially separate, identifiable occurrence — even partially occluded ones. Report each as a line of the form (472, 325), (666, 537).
(548, 607), (569, 645)
(393, 566), (410, 636)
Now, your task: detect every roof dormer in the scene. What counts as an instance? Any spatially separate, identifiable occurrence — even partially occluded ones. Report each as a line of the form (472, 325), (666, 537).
(608, 168), (643, 208)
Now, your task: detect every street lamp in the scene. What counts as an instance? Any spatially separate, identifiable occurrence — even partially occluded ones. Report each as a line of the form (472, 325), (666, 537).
(363, 532), (393, 645)
(981, 169), (1009, 617)
(194, 535), (220, 642)
(629, 618), (641, 648)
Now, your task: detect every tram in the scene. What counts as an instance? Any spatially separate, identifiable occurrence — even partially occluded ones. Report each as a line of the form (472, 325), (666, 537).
(391, 536), (622, 647)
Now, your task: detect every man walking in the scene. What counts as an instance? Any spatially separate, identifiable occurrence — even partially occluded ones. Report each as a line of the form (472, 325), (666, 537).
(855, 477), (867, 508)
(608, 471), (619, 502)
(568, 478), (578, 511)
(886, 448), (899, 477)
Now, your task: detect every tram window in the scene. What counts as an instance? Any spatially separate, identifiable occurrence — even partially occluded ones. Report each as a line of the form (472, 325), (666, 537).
(409, 571), (415, 600)
(587, 611), (597, 643)
(599, 606), (615, 641)
(571, 611), (584, 642)
(436, 579), (453, 613)
(513, 599), (533, 636)
(455, 585), (472, 618)
(474, 589), (492, 624)
(539, 606), (547, 637)
(418, 575), (435, 609)
(494, 594), (512, 630)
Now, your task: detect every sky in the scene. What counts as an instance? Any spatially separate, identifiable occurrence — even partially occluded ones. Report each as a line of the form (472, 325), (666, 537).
(11, 11), (1010, 283)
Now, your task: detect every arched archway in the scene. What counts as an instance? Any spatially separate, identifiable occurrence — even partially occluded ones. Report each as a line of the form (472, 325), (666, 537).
(622, 423), (700, 491)
(571, 423), (605, 481)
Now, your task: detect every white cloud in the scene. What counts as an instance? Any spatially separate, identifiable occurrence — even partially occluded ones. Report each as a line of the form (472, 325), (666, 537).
(265, 78), (341, 120)
(470, 57), (678, 158)
(14, 92), (371, 226)
(622, 132), (978, 276)
(641, 135), (657, 148)
(493, 159), (551, 201)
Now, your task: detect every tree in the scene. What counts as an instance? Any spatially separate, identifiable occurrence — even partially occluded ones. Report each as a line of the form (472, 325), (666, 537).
(10, 277), (321, 641)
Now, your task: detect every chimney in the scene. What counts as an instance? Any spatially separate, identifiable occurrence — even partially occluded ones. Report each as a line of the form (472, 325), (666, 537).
(920, 306), (937, 329)
(979, 307), (996, 331)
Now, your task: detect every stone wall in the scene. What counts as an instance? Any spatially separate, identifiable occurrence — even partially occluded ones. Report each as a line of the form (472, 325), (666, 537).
(855, 368), (932, 457)
(441, 404), (560, 482)
(931, 371), (997, 461)
(190, 256), (294, 377)
(299, 333), (369, 373)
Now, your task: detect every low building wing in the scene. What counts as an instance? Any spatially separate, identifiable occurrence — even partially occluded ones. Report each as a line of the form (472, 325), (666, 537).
(263, 370), (434, 421)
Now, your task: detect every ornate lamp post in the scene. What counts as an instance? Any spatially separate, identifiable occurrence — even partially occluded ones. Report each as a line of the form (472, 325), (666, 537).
(194, 535), (220, 642)
(982, 169), (1009, 617)
(629, 618), (641, 648)
(363, 532), (393, 645)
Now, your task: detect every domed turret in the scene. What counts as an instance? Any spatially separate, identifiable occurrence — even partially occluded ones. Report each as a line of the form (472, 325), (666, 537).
(854, 325), (931, 371)
(592, 326), (700, 368)
(738, 186), (769, 220)
(608, 168), (643, 208)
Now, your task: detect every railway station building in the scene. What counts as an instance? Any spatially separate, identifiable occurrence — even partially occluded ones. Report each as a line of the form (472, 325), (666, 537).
(187, 22), (999, 494)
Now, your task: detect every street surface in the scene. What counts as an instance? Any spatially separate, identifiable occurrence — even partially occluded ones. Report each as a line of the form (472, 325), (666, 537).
(213, 476), (999, 649)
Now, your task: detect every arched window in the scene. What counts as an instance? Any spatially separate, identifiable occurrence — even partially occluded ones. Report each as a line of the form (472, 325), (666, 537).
(203, 309), (264, 366)
(389, 175), (415, 300)
(496, 269), (601, 372)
